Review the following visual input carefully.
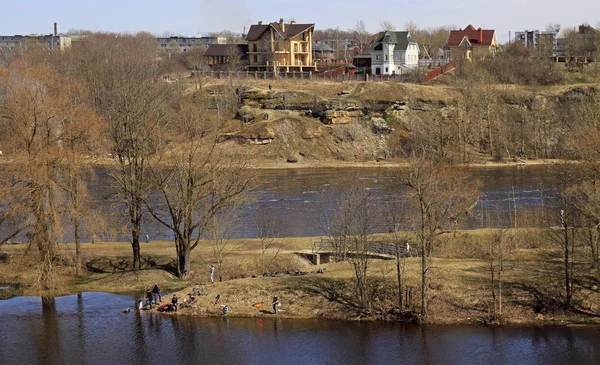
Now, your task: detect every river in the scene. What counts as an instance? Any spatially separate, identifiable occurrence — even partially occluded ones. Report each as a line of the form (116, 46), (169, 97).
(1, 292), (599, 365)
(89, 165), (557, 240)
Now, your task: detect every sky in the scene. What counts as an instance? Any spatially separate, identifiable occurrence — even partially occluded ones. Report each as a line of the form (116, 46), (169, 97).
(1, 0), (599, 43)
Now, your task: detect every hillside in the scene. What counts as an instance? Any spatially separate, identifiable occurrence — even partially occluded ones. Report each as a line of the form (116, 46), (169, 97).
(194, 78), (600, 167)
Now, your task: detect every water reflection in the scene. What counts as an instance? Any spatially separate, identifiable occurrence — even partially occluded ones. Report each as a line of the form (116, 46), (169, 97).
(2, 293), (600, 365)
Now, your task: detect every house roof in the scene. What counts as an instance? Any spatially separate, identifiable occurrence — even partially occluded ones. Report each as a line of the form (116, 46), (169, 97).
(372, 31), (416, 51)
(312, 41), (334, 52)
(204, 44), (248, 57)
(447, 24), (496, 47)
(246, 22), (314, 41)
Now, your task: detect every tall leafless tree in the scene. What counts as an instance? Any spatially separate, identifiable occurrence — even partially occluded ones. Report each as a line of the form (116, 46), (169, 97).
(400, 159), (481, 320)
(69, 33), (172, 270)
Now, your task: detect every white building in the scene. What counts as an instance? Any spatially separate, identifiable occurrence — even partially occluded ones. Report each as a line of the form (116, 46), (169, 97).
(370, 31), (419, 75)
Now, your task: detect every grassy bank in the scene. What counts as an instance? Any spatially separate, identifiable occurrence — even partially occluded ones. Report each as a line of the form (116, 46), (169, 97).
(1, 230), (599, 325)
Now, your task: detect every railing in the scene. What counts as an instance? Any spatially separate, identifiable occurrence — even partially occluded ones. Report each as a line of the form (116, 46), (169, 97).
(190, 70), (420, 83)
(313, 238), (417, 257)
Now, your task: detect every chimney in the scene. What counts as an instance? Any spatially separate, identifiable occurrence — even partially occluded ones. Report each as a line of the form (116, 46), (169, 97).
(54, 22), (57, 36)
(478, 27), (483, 43)
(290, 21), (296, 25)
(258, 21), (262, 25)
(279, 18), (285, 32)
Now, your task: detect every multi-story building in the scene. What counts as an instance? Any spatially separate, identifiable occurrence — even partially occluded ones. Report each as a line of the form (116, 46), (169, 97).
(156, 36), (226, 53)
(370, 31), (420, 75)
(514, 29), (560, 56)
(445, 24), (498, 61)
(246, 19), (316, 72)
(0, 23), (71, 53)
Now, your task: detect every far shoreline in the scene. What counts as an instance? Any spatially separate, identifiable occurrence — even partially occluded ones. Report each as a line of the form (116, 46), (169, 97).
(86, 156), (568, 171)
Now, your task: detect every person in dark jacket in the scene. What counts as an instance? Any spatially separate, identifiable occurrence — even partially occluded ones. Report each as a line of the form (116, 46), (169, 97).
(152, 284), (162, 303)
(172, 294), (179, 311)
(146, 289), (153, 309)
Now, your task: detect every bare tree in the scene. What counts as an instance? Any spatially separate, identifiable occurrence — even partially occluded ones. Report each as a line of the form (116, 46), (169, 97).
(146, 99), (252, 278)
(211, 204), (243, 282)
(70, 33), (172, 270)
(0, 61), (100, 288)
(400, 159), (481, 320)
(544, 164), (583, 308)
(324, 176), (382, 312)
(253, 203), (284, 274)
(353, 21), (373, 54)
(379, 20), (396, 32)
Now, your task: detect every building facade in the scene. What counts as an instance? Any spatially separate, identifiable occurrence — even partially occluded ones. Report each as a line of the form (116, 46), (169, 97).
(203, 44), (249, 70)
(156, 36), (226, 53)
(246, 19), (316, 72)
(514, 29), (560, 56)
(0, 34), (71, 53)
(446, 25), (498, 61)
(370, 31), (420, 75)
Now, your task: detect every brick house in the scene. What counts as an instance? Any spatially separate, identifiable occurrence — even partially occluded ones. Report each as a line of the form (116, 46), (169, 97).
(445, 24), (498, 61)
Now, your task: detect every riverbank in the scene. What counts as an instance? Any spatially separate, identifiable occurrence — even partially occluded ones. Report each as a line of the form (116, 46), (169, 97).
(2, 231), (599, 325)
(90, 155), (566, 171)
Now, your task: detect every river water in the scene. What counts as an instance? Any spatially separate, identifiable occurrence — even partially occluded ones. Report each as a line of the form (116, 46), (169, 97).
(89, 165), (556, 240)
(1, 292), (599, 365)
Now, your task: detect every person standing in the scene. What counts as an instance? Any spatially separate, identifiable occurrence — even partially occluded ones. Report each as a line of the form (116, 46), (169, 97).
(272, 296), (279, 314)
(172, 294), (179, 312)
(209, 264), (215, 284)
(146, 289), (153, 309)
(145, 234), (150, 243)
(152, 284), (162, 303)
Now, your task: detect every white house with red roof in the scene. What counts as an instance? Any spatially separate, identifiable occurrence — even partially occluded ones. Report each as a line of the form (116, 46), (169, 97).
(445, 24), (498, 61)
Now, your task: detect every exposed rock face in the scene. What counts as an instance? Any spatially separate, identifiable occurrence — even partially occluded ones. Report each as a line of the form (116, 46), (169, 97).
(383, 101), (409, 121)
(321, 109), (363, 124)
(370, 117), (394, 134)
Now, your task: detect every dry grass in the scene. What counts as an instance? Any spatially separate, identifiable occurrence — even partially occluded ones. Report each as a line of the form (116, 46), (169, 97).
(2, 230), (600, 324)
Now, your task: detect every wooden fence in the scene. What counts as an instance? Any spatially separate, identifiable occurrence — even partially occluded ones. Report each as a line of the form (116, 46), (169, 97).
(192, 70), (417, 83)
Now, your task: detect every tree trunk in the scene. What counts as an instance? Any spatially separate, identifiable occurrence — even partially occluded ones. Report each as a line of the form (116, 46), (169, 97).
(421, 244), (427, 319)
(131, 231), (141, 271)
(74, 217), (81, 277)
(396, 243), (403, 310)
(564, 212), (572, 308)
(178, 243), (191, 278)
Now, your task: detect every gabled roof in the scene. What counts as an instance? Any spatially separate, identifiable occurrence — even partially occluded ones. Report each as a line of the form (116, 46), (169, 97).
(246, 22), (314, 41)
(312, 41), (334, 52)
(204, 44), (248, 57)
(447, 24), (496, 47)
(371, 31), (416, 51)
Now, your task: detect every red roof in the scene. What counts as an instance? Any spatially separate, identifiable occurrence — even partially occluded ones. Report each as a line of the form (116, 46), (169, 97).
(447, 24), (496, 47)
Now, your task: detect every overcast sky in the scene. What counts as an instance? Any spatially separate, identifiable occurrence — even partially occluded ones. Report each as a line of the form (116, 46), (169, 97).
(1, 0), (599, 42)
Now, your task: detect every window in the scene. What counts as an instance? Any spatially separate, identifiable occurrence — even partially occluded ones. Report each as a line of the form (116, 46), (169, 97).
(376, 55), (380, 61)
(254, 55), (258, 63)
(253, 43), (257, 52)
(385, 55), (388, 61)
(385, 67), (388, 73)
(294, 44), (298, 52)
(301, 32), (306, 41)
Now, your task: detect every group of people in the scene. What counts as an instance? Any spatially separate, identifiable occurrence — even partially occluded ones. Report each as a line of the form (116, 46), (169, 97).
(144, 284), (162, 309)
(140, 284), (179, 312)
(138, 264), (282, 316)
